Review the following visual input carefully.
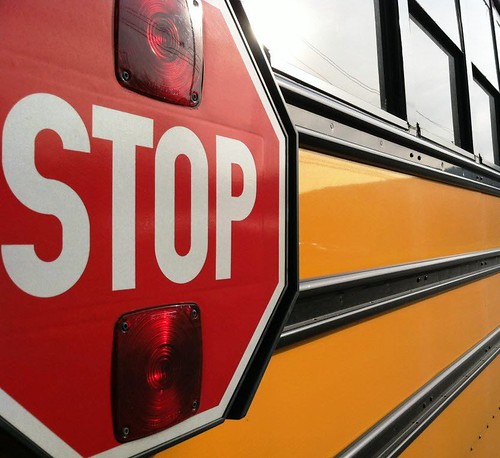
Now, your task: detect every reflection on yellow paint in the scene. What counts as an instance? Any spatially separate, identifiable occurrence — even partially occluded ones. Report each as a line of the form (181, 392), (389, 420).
(299, 150), (500, 279)
(300, 149), (405, 194)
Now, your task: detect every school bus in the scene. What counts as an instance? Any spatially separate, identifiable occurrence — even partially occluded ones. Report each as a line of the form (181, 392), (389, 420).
(1, 0), (500, 457)
(160, 0), (500, 456)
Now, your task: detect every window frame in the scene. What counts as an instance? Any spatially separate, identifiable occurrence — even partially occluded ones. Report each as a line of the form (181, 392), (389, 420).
(461, 0), (500, 166)
(469, 66), (500, 165)
(245, 0), (500, 174)
(400, 0), (473, 154)
(242, 0), (408, 129)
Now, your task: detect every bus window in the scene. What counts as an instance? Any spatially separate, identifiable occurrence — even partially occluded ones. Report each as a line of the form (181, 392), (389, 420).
(241, 0), (384, 110)
(408, 17), (459, 145)
(415, 0), (461, 46)
(470, 73), (499, 164)
(461, 0), (498, 88)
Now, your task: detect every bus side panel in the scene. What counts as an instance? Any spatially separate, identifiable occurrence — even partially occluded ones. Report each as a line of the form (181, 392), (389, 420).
(162, 274), (500, 457)
(402, 356), (500, 458)
(299, 151), (500, 278)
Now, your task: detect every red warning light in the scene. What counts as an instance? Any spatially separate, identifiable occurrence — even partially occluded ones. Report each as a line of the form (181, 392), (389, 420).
(112, 304), (202, 442)
(115, 0), (203, 106)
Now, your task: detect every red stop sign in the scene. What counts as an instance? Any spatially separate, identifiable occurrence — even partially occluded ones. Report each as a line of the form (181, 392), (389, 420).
(0, 0), (297, 456)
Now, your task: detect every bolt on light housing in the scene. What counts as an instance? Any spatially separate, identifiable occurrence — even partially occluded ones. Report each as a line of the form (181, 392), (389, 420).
(112, 304), (202, 442)
(115, 0), (204, 106)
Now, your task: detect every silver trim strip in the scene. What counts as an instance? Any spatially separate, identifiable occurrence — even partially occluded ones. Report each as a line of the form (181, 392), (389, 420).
(277, 74), (483, 166)
(296, 124), (500, 194)
(338, 327), (500, 457)
(279, 74), (500, 182)
(279, 249), (500, 346)
(272, 66), (408, 129)
(299, 248), (500, 293)
(283, 265), (500, 342)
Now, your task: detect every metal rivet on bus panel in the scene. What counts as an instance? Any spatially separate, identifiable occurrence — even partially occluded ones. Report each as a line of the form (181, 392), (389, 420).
(191, 308), (199, 320)
(121, 321), (129, 333)
(122, 426), (130, 438)
(193, 0), (199, 6)
(191, 92), (199, 103)
(192, 400), (199, 411)
(121, 70), (131, 82)
(379, 140), (383, 146)
(329, 122), (335, 131)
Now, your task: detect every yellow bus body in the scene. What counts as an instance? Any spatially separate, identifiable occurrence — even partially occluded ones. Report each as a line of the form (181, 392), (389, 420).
(160, 151), (500, 457)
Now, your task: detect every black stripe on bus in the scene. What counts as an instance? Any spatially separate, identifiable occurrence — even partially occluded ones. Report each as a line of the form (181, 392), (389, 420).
(336, 327), (500, 457)
(279, 249), (500, 348)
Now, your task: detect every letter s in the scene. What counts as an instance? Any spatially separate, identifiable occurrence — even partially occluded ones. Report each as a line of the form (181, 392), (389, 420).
(2, 93), (90, 297)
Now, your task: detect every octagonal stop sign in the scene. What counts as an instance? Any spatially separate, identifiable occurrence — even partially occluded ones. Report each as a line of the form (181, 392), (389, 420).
(0, 0), (297, 456)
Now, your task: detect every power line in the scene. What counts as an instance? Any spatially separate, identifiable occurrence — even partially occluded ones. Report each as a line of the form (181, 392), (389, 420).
(302, 39), (380, 95)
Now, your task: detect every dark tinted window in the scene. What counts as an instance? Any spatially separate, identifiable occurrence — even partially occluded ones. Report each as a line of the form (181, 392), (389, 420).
(241, 0), (384, 109)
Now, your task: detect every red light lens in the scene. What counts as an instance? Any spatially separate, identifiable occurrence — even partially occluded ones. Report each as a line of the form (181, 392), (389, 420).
(112, 304), (202, 442)
(115, 0), (203, 106)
